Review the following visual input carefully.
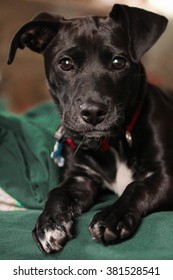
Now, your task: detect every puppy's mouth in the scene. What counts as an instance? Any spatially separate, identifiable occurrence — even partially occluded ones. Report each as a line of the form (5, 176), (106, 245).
(63, 125), (111, 139)
(61, 125), (114, 150)
(80, 130), (110, 138)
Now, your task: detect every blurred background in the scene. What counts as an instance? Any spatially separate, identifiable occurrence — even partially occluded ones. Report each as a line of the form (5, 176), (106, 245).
(1, 0), (173, 113)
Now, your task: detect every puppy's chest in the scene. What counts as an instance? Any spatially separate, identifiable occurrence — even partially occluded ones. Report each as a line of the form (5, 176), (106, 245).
(74, 146), (134, 196)
(107, 150), (134, 196)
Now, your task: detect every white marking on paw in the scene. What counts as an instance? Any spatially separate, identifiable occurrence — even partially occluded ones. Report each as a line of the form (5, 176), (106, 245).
(41, 229), (66, 253)
(89, 223), (101, 241)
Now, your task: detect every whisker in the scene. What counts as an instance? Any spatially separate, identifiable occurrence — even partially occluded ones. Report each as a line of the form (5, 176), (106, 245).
(73, 136), (86, 157)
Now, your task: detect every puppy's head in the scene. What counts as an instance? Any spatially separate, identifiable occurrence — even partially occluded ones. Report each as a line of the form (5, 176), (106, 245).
(8, 4), (167, 139)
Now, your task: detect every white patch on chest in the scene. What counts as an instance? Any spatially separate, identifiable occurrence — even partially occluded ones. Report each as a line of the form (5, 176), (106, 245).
(108, 153), (134, 196)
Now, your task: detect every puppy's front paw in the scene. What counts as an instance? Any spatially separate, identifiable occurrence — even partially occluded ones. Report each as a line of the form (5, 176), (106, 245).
(32, 213), (73, 253)
(89, 206), (141, 245)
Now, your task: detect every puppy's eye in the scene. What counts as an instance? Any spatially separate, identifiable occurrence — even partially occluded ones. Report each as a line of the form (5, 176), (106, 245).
(59, 58), (74, 71)
(112, 56), (126, 70)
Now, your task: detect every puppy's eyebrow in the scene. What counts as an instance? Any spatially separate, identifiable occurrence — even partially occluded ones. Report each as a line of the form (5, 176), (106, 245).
(53, 45), (76, 55)
(58, 46), (86, 62)
(61, 46), (79, 55)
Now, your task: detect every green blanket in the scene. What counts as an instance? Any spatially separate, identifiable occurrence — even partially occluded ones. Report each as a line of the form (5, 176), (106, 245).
(0, 102), (173, 260)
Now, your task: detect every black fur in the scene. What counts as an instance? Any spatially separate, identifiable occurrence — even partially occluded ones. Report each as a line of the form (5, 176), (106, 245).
(8, 4), (173, 253)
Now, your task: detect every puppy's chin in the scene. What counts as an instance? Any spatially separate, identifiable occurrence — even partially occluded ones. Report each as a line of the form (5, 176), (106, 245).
(80, 131), (111, 149)
(63, 126), (112, 149)
(65, 128), (110, 150)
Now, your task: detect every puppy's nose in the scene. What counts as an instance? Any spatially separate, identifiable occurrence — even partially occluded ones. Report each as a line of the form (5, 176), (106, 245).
(80, 101), (108, 126)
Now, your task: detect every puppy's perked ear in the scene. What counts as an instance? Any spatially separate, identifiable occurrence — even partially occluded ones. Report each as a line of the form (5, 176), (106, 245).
(7, 12), (63, 65)
(109, 4), (168, 62)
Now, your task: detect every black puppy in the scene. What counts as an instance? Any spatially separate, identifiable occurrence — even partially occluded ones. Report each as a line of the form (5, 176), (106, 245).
(8, 4), (173, 254)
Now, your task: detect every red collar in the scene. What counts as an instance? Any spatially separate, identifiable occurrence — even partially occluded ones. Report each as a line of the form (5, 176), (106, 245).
(127, 106), (142, 132)
(65, 105), (142, 151)
(65, 137), (110, 151)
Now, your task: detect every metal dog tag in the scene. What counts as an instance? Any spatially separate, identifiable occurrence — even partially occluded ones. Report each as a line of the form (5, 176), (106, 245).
(125, 130), (133, 147)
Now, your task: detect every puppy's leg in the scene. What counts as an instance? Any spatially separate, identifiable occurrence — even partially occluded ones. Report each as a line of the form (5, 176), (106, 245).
(32, 176), (99, 253)
(89, 175), (172, 244)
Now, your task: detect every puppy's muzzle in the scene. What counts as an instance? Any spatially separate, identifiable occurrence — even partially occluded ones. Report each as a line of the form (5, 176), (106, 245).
(80, 100), (108, 126)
